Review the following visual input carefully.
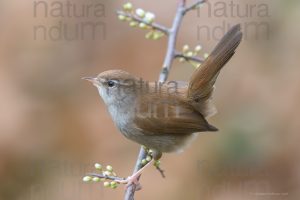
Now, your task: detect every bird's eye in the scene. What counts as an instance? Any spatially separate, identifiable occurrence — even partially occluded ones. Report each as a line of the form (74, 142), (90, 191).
(107, 80), (117, 87)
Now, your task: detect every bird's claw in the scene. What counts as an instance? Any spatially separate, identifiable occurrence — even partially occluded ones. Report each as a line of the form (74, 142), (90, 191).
(114, 175), (142, 191)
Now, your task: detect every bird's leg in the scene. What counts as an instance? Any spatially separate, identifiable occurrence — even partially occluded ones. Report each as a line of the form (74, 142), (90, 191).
(114, 159), (154, 188)
(154, 160), (165, 178)
(151, 150), (166, 178)
(114, 148), (165, 189)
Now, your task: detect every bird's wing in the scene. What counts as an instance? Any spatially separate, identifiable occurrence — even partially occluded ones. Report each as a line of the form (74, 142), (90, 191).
(133, 82), (217, 135)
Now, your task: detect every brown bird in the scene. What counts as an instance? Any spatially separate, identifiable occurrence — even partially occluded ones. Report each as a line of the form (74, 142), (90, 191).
(84, 24), (242, 185)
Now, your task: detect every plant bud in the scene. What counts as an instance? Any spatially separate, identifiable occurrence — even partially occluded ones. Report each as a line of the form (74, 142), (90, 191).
(106, 165), (113, 172)
(145, 31), (154, 39)
(82, 176), (92, 182)
(139, 23), (147, 29)
(136, 8), (145, 18)
(103, 171), (112, 176)
(152, 32), (162, 40)
(154, 160), (161, 167)
(186, 51), (194, 57)
(129, 21), (138, 27)
(141, 159), (147, 165)
(103, 182), (110, 188)
(123, 2), (133, 11)
(125, 17), (132, 22)
(92, 177), (100, 182)
(144, 12), (155, 23)
(118, 15), (126, 21)
(183, 45), (189, 53)
(94, 163), (102, 170)
(194, 45), (202, 52)
(146, 156), (152, 162)
(110, 181), (118, 189)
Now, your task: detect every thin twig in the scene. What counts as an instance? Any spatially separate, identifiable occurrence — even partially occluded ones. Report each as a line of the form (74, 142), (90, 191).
(155, 166), (166, 178)
(174, 51), (205, 63)
(183, 0), (206, 14)
(117, 11), (170, 35)
(159, 1), (186, 82)
(87, 173), (125, 182)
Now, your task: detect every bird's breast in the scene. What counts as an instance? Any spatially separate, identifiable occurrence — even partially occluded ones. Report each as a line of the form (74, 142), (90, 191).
(107, 103), (140, 137)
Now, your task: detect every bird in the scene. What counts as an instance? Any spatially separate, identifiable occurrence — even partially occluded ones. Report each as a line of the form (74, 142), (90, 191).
(83, 24), (243, 186)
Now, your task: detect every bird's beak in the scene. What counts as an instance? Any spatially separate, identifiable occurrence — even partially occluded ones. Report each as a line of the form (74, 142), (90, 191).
(82, 77), (98, 85)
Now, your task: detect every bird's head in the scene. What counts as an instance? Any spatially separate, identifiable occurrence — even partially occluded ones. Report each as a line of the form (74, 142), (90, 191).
(83, 70), (138, 106)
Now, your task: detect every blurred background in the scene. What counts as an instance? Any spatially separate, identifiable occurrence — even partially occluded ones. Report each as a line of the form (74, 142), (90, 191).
(0, 0), (299, 199)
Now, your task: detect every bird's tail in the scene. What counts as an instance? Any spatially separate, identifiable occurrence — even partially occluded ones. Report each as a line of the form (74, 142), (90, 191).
(187, 24), (243, 118)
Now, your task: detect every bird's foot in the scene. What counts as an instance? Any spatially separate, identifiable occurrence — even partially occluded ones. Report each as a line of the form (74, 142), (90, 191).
(154, 160), (166, 178)
(114, 174), (142, 190)
(115, 160), (154, 190)
(155, 165), (166, 178)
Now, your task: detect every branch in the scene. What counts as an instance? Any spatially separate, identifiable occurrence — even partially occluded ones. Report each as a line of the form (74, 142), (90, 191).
(125, 2), (187, 199)
(124, 148), (147, 200)
(183, 0), (206, 14)
(174, 51), (205, 63)
(87, 173), (125, 182)
(117, 11), (170, 35)
(159, 1), (186, 82)
(124, 1), (207, 199)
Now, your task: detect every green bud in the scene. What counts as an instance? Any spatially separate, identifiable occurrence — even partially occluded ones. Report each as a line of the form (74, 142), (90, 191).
(194, 45), (202, 52)
(106, 165), (113, 172)
(146, 156), (152, 162)
(145, 31), (154, 39)
(154, 160), (161, 167)
(153, 31), (164, 40)
(136, 8), (145, 18)
(123, 2), (133, 11)
(144, 12), (155, 23)
(103, 171), (112, 176)
(152, 32), (161, 40)
(125, 17), (132, 22)
(92, 177), (100, 182)
(118, 15), (126, 21)
(183, 45), (189, 53)
(82, 176), (92, 182)
(103, 182), (110, 188)
(141, 159), (147, 165)
(186, 51), (194, 57)
(94, 163), (102, 170)
(111, 184), (117, 189)
(129, 21), (138, 27)
(139, 23), (147, 29)
(110, 181), (118, 189)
